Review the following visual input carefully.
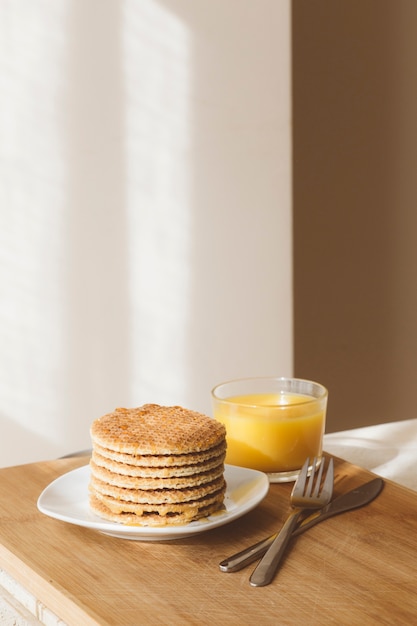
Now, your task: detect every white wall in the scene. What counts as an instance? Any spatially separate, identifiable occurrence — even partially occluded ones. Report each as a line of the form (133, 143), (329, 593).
(0, 0), (292, 466)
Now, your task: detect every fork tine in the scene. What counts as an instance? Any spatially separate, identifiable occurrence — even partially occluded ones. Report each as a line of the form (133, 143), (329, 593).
(305, 459), (316, 497)
(320, 457), (334, 500)
(291, 457), (310, 498)
(311, 457), (324, 497)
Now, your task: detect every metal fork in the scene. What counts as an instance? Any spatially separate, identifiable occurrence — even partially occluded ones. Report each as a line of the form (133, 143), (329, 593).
(249, 456), (334, 587)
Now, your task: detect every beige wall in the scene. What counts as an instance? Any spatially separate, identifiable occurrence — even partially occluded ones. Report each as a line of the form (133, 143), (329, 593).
(293, 1), (417, 431)
(0, 0), (292, 467)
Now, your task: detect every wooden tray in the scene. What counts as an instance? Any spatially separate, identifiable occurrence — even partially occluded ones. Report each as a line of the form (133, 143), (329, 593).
(0, 455), (417, 625)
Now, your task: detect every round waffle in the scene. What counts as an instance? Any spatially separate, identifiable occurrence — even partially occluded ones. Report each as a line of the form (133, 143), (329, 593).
(90, 458), (225, 490)
(91, 452), (225, 482)
(90, 473), (226, 504)
(92, 441), (227, 468)
(90, 404), (226, 455)
(88, 404), (227, 527)
(89, 490), (225, 527)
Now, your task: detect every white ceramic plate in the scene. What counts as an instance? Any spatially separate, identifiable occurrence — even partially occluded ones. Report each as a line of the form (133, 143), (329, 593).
(37, 464), (269, 541)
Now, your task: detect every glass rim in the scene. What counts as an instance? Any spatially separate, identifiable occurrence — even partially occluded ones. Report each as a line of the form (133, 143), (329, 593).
(211, 376), (328, 407)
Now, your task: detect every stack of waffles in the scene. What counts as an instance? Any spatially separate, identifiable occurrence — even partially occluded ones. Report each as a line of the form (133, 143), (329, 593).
(89, 404), (227, 526)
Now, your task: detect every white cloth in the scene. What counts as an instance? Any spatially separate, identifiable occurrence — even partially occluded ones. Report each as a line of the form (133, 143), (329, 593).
(324, 418), (417, 492)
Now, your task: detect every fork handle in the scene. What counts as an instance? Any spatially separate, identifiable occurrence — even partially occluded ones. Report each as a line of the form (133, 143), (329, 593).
(249, 509), (302, 587)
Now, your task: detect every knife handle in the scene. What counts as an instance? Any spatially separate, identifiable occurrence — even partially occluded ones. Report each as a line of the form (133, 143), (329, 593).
(219, 533), (277, 572)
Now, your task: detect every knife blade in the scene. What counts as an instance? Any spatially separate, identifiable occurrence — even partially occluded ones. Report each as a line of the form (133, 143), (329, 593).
(219, 477), (384, 572)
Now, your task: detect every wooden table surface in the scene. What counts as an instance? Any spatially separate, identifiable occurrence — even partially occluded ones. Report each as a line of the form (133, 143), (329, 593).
(1, 454), (417, 625)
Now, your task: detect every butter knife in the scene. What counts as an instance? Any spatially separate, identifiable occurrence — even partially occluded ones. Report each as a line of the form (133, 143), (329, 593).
(219, 477), (384, 573)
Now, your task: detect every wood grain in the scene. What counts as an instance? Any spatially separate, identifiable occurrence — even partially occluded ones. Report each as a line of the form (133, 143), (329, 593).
(0, 455), (416, 625)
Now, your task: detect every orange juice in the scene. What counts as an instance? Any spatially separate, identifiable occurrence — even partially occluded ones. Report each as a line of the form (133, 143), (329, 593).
(213, 392), (326, 474)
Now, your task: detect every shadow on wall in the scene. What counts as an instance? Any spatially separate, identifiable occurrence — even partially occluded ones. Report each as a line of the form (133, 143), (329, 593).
(159, 0), (292, 409)
(64, 0), (131, 434)
(0, 0), (290, 467)
(0, 413), (61, 468)
(293, 1), (417, 431)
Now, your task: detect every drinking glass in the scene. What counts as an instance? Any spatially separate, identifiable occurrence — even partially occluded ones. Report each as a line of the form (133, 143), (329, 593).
(211, 377), (328, 482)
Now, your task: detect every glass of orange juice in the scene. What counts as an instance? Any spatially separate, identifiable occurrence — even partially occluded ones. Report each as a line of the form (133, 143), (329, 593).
(211, 377), (328, 482)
